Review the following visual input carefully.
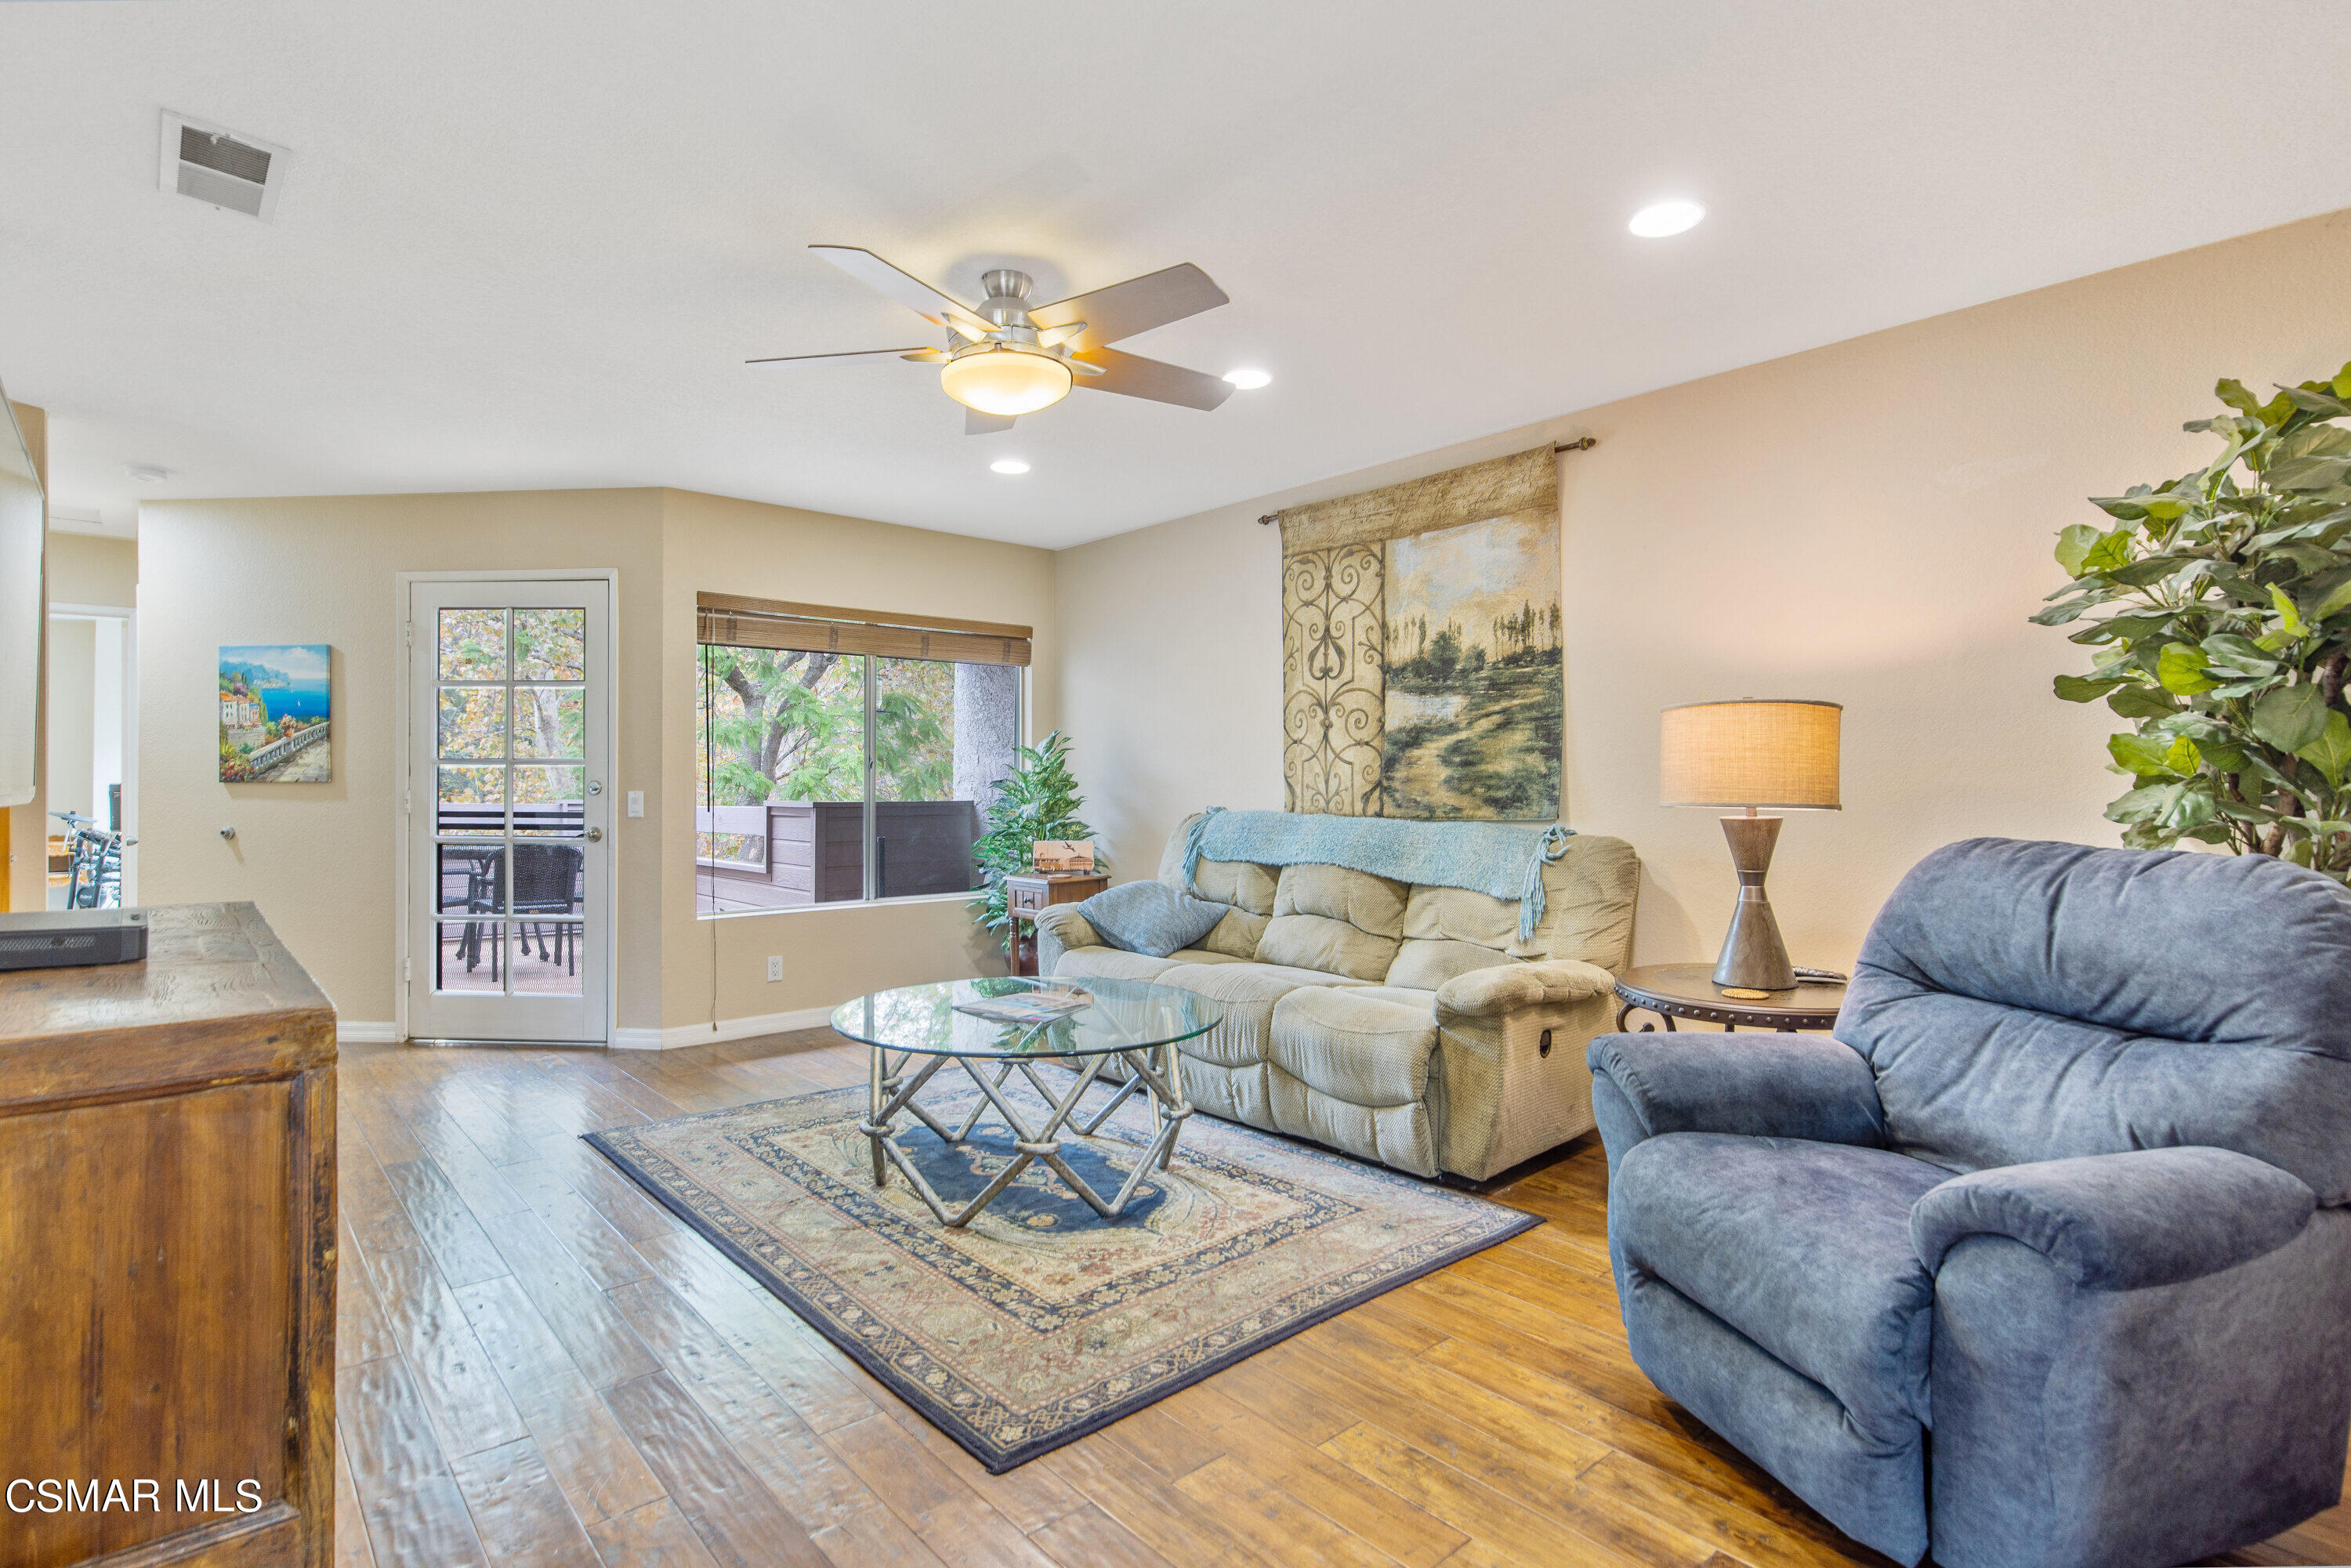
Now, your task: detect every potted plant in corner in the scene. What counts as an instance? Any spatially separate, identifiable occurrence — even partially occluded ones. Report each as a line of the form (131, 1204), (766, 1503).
(2037, 360), (2351, 882)
(969, 731), (1103, 956)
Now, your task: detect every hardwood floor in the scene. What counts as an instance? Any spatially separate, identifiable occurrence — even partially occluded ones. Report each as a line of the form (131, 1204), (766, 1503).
(332, 1032), (2351, 1568)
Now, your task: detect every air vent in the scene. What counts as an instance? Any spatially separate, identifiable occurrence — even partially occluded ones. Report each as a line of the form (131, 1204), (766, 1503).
(160, 112), (288, 222)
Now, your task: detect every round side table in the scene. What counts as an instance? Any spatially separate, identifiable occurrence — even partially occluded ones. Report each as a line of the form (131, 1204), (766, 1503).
(1613, 964), (1846, 1034)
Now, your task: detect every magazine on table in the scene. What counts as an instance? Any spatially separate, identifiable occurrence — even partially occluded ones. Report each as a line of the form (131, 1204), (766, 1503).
(955, 984), (1093, 1026)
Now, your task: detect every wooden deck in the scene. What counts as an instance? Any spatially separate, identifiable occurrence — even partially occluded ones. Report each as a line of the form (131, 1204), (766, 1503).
(332, 1030), (2351, 1568)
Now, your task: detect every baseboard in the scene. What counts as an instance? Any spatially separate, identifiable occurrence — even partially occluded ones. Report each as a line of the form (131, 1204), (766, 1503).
(613, 1005), (839, 1051)
(336, 1009), (835, 1051)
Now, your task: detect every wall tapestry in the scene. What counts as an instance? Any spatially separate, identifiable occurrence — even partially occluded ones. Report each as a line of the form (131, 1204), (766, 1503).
(1279, 447), (1560, 820)
(219, 644), (332, 782)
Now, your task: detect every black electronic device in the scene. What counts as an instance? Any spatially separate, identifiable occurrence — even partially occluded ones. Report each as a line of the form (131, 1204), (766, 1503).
(0, 907), (150, 971)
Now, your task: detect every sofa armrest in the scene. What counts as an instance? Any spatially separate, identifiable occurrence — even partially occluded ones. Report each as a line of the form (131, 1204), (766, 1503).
(1436, 959), (1614, 1017)
(1910, 1147), (2316, 1291)
(1585, 1032), (1884, 1169)
(1031, 904), (1102, 951)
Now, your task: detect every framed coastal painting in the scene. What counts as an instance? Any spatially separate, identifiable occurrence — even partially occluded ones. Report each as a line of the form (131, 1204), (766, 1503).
(219, 644), (332, 782)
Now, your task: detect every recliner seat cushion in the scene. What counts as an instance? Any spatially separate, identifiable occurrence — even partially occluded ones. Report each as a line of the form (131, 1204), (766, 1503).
(1269, 987), (1439, 1107)
(1613, 1133), (1947, 1440)
(1055, 947), (1244, 983)
(1151, 961), (1367, 1070)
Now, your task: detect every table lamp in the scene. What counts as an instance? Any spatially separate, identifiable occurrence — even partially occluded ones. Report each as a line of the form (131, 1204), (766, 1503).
(1659, 699), (1842, 993)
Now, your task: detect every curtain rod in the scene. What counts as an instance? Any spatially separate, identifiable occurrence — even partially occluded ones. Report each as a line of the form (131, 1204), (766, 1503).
(1258, 436), (1596, 525)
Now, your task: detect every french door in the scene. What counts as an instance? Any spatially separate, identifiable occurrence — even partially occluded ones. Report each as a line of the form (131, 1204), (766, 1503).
(404, 576), (613, 1043)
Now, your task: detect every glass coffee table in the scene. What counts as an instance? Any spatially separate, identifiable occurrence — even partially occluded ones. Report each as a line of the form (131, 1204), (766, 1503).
(828, 976), (1224, 1229)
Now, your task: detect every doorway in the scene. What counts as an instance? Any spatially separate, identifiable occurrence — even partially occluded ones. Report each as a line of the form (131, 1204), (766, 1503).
(45, 602), (135, 908)
(401, 574), (614, 1044)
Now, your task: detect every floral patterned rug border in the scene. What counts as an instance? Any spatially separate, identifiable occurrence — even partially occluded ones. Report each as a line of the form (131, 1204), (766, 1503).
(585, 1083), (1538, 1472)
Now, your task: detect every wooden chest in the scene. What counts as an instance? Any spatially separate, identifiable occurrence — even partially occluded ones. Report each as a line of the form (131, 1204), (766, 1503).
(0, 903), (337, 1568)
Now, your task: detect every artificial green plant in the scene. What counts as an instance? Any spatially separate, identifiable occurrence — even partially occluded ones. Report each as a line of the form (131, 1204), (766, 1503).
(969, 731), (1101, 953)
(2036, 360), (2351, 882)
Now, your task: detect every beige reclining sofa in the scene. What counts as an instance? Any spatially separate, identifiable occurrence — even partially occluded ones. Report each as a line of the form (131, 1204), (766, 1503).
(1035, 813), (1639, 1181)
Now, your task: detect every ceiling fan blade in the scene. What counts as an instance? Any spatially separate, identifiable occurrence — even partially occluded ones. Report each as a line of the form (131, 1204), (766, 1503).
(1067, 347), (1233, 411)
(901, 349), (950, 364)
(745, 346), (934, 364)
(1034, 320), (1088, 348)
(965, 407), (1018, 436)
(1030, 264), (1227, 350)
(1067, 356), (1107, 375)
(810, 246), (997, 341)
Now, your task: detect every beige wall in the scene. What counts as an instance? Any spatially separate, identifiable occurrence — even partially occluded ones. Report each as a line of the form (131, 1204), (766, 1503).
(45, 532), (136, 607)
(654, 487), (1055, 1034)
(138, 490), (667, 1025)
(135, 484), (1055, 1037)
(5, 404), (46, 913)
(1055, 208), (2351, 975)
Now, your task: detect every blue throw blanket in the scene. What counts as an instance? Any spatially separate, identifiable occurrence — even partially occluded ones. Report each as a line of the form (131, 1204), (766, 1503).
(1181, 809), (1572, 944)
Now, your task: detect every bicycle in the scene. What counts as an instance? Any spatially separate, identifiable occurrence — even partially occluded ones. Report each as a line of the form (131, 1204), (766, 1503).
(49, 809), (132, 909)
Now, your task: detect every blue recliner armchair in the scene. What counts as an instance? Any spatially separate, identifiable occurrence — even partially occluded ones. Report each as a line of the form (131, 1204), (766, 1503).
(1588, 838), (2351, 1568)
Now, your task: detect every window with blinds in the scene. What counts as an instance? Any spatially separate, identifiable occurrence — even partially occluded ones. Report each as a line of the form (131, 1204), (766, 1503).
(694, 593), (1027, 914)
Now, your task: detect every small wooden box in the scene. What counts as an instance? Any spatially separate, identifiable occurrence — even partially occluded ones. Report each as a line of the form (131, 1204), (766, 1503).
(1005, 871), (1110, 976)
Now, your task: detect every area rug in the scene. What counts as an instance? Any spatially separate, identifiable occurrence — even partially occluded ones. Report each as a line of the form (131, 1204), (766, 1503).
(585, 1079), (1538, 1471)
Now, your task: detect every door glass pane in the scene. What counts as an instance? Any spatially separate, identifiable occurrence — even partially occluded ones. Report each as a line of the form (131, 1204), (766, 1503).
(509, 841), (584, 917)
(510, 922), (582, 995)
(512, 765), (585, 834)
(434, 920), (505, 993)
(439, 686), (507, 760)
(439, 609), (507, 680)
(514, 608), (585, 681)
(871, 656), (1002, 899)
(419, 590), (602, 1034)
(437, 843), (504, 914)
(696, 647), (865, 914)
(436, 765), (506, 836)
(513, 686), (584, 759)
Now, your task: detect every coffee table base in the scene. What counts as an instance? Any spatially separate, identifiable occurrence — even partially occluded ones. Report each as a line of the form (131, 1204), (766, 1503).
(859, 1042), (1193, 1229)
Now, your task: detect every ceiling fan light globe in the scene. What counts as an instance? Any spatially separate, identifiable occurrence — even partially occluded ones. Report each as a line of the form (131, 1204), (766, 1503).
(940, 346), (1073, 416)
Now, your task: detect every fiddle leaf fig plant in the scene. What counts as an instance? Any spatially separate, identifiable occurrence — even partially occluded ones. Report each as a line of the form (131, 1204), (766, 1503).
(2036, 361), (2351, 882)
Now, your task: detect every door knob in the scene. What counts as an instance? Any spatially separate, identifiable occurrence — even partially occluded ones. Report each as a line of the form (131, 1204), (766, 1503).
(585, 827), (603, 842)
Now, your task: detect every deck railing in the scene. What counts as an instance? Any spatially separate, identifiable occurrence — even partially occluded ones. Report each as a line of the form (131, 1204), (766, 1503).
(246, 720), (330, 775)
(434, 801), (585, 836)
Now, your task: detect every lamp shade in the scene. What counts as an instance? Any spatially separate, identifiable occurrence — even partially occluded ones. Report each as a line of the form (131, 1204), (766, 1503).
(940, 346), (1074, 416)
(1660, 699), (1842, 809)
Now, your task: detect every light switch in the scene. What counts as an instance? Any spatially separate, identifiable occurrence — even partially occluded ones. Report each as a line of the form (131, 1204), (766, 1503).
(625, 791), (644, 818)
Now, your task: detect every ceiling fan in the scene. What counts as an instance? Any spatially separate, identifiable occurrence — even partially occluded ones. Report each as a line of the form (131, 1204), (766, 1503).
(750, 245), (1235, 434)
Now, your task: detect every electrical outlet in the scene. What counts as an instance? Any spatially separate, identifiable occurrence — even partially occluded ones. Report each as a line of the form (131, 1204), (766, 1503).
(625, 791), (644, 818)
(766, 955), (783, 983)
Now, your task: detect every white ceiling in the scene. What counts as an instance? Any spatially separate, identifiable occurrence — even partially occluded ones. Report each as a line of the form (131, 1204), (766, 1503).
(5, 1), (2351, 549)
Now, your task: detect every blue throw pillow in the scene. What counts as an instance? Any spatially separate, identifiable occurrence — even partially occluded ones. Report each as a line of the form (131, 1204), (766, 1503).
(1077, 881), (1228, 959)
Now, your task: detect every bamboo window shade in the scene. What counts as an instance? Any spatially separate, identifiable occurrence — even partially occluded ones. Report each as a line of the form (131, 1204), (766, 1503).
(694, 592), (1032, 668)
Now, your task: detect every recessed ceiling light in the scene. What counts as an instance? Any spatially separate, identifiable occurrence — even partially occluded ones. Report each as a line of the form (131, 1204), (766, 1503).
(1223, 368), (1273, 390)
(990, 457), (1031, 476)
(126, 463), (170, 482)
(1628, 200), (1705, 238)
